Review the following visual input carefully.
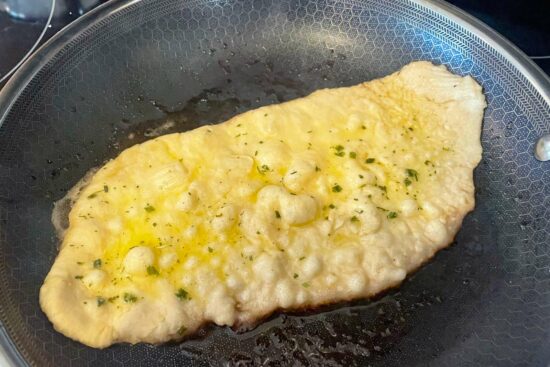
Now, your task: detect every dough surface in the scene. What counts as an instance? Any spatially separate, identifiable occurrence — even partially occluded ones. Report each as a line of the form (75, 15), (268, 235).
(40, 61), (485, 348)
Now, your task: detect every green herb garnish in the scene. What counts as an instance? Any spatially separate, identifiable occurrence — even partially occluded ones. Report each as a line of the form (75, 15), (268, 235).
(74, 275), (83, 280)
(293, 273), (299, 279)
(97, 297), (106, 307)
(302, 282), (310, 288)
(333, 145), (345, 157)
(87, 190), (102, 199)
(405, 169), (419, 181)
(275, 210), (281, 219)
(365, 158), (375, 164)
(175, 288), (189, 300)
(351, 216), (360, 222)
(332, 184), (343, 193)
(257, 164), (270, 174)
(93, 259), (102, 269)
(349, 152), (357, 159)
(387, 211), (398, 219)
(144, 204), (155, 212)
(146, 266), (159, 276)
(123, 292), (138, 303)
(177, 325), (187, 336)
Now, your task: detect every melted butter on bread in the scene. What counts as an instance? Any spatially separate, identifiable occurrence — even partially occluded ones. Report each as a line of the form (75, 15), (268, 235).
(40, 61), (485, 348)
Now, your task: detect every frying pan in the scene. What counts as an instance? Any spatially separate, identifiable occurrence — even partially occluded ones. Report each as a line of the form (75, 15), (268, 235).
(0, 0), (549, 365)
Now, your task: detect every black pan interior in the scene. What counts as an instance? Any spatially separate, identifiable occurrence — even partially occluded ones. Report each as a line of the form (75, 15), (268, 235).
(0, 0), (549, 366)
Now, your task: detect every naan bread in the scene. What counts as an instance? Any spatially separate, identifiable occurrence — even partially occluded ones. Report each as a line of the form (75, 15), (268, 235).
(40, 61), (485, 348)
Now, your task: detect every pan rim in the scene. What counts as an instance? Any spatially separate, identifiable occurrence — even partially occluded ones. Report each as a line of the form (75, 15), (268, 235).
(0, 0), (548, 365)
(0, 0), (548, 125)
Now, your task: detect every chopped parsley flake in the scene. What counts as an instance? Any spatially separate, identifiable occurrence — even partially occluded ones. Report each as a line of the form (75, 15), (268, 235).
(365, 158), (375, 164)
(93, 259), (102, 269)
(275, 210), (281, 219)
(144, 204), (155, 212)
(387, 211), (398, 219)
(177, 325), (187, 336)
(351, 216), (360, 222)
(146, 266), (159, 276)
(349, 151), (357, 159)
(97, 297), (106, 307)
(74, 275), (83, 280)
(87, 190), (102, 199)
(293, 273), (299, 279)
(299, 256), (306, 261)
(328, 204), (336, 209)
(123, 292), (138, 303)
(404, 178), (412, 186)
(207, 247), (214, 253)
(315, 166), (321, 172)
(405, 169), (419, 181)
(302, 282), (310, 288)
(257, 164), (270, 174)
(175, 288), (189, 300)
(332, 184), (343, 193)
(103, 185), (109, 193)
(333, 145), (345, 157)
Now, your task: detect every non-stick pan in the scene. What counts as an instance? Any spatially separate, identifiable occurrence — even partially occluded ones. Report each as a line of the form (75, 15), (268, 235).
(0, 0), (548, 366)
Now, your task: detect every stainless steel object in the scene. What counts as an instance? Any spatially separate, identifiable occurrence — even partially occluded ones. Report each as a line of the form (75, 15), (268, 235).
(535, 134), (550, 161)
(0, 0), (55, 83)
(0, 0), (548, 365)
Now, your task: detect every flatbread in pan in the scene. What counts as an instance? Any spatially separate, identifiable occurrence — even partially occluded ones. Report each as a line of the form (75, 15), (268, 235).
(40, 61), (485, 348)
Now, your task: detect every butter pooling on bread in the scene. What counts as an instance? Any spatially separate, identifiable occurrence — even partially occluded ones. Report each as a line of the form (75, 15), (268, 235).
(40, 61), (486, 348)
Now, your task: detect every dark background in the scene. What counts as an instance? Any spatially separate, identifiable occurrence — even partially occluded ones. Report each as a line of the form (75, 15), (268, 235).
(449, 0), (549, 71)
